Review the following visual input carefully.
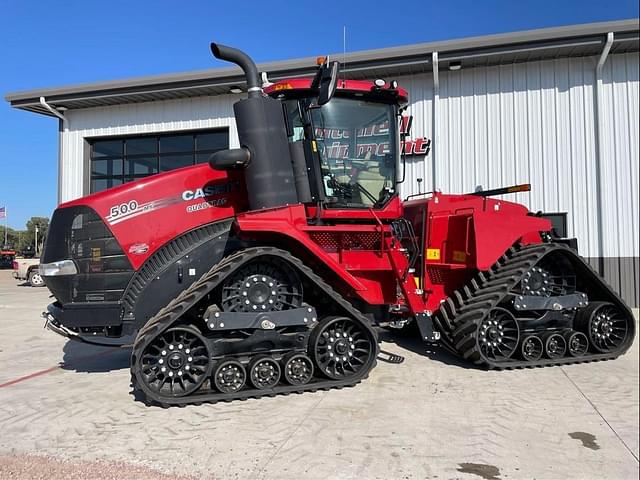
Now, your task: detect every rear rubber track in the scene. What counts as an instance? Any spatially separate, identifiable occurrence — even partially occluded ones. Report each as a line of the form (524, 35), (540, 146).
(131, 246), (378, 406)
(433, 242), (636, 369)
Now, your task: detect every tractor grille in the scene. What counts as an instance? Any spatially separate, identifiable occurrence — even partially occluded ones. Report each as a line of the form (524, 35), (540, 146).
(427, 265), (448, 284)
(310, 232), (381, 252)
(42, 206), (133, 304)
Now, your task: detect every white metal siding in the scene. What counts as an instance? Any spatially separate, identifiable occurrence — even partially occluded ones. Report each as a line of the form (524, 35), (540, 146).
(59, 52), (639, 303)
(400, 52), (639, 263)
(61, 94), (241, 201)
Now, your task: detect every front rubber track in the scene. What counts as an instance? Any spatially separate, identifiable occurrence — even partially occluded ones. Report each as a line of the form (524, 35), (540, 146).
(130, 246), (378, 407)
(433, 242), (636, 370)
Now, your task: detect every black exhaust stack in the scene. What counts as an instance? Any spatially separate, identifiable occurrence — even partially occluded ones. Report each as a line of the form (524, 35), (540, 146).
(210, 43), (298, 210)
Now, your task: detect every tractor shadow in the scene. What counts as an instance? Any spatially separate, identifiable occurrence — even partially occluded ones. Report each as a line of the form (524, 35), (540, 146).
(376, 325), (482, 370)
(60, 339), (132, 373)
(56, 327), (479, 375)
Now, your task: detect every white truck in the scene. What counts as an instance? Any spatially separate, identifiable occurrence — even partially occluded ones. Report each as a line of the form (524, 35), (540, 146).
(12, 257), (44, 287)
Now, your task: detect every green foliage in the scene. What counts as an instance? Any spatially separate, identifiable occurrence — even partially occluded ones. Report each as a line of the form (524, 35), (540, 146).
(1, 226), (24, 250)
(2, 217), (49, 254)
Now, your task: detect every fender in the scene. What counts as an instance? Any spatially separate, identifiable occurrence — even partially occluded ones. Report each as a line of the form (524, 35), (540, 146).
(472, 210), (551, 270)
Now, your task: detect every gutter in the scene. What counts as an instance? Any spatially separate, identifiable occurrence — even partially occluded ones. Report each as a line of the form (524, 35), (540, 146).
(593, 32), (614, 275)
(431, 51), (439, 193)
(40, 97), (67, 205)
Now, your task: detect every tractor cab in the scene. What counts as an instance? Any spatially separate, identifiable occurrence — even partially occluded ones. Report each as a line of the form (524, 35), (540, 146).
(265, 75), (408, 217)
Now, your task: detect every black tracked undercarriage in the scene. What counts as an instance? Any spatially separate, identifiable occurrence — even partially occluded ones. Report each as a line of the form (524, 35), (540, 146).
(130, 247), (378, 406)
(433, 243), (636, 369)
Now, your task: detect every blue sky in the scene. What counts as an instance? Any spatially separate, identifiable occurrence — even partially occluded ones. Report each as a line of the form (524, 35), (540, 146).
(1, 0), (638, 229)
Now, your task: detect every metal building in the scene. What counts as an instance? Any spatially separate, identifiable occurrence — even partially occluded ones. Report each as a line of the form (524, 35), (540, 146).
(5, 19), (639, 305)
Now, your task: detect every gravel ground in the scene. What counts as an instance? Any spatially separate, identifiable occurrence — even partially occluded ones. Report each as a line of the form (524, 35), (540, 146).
(0, 453), (198, 480)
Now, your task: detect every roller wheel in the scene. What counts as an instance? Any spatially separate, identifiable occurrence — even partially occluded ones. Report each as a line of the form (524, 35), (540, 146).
(310, 316), (375, 380)
(221, 257), (302, 313)
(544, 333), (566, 359)
(564, 331), (589, 357)
(477, 308), (520, 361)
(248, 356), (281, 390)
(214, 359), (246, 394)
(282, 353), (314, 386)
(139, 326), (210, 397)
(576, 302), (629, 353)
(520, 334), (543, 361)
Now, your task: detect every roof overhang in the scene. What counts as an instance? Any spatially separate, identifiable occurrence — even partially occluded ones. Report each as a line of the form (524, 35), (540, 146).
(6, 18), (639, 117)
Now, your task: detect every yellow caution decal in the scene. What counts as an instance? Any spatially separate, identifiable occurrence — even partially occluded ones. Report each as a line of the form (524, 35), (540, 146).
(426, 248), (441, 260)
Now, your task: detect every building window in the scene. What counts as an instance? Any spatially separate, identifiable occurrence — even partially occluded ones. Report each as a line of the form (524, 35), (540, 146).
(89, 129), (229, 193)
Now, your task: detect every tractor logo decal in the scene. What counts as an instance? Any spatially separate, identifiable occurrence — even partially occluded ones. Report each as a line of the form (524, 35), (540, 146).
(128, 243), (150, 255)
(106, 197), (181, 226)
(105, 182), (239, 225)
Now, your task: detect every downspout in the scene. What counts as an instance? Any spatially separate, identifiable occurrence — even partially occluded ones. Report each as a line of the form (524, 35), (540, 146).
(431, 51), (439, 193)
(593, 32), (614, 275)
(40, 97), (68, 205)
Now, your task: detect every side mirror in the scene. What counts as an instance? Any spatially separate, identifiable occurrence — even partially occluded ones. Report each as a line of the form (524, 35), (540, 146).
(311, 61), (339, 106)
(209, 148), (251, 170)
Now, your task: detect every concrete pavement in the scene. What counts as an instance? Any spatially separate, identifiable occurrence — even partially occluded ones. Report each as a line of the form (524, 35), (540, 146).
(0, 270), (638, 479)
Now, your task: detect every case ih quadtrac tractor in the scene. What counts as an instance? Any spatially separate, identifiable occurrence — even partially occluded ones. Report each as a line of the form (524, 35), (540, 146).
(41, 43), (635, 406)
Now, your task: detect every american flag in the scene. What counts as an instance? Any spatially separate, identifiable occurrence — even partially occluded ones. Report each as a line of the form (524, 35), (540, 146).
(0, 207), (5, 219)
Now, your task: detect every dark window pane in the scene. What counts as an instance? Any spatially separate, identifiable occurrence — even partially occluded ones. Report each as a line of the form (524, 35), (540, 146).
(92, 159), (123, 176)
(160, 135), (193, 153)
(160, 154), (193, 171)
(124, 175), (151, 184)
(126, 137), (157, 156)
(195, 152), (216, 164)
(91, 178), (123, 193)
(124, 156), (158, 175)
(92, 140), (123, 158)
(196, 132), (228, 152)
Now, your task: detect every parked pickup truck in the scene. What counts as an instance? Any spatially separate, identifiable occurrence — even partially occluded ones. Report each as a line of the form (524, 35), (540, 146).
(12, 258), (44, 287)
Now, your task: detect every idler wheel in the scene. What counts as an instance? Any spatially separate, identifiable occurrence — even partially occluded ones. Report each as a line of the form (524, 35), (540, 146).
(310, 316), (375, 380)
(576, 302), (629, 353)
(139, 326), (210, 397)
(477, 308), (520, 362)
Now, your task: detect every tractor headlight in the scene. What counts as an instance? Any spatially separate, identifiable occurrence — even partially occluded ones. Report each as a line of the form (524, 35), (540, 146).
(39, 260), (77, 276)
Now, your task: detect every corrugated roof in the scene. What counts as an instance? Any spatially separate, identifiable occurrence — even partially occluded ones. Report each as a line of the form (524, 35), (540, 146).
(5, 18), (639, 116)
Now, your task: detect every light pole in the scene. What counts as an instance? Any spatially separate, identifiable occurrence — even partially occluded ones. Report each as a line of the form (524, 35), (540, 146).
(35, 224), (39, 256)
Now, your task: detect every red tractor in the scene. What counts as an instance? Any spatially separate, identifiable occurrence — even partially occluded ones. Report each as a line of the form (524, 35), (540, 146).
(41, 43), (635, 405)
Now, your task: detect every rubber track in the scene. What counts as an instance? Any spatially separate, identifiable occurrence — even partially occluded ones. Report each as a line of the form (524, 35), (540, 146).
(433, 242), (636, 370)
(130, 247), (379, 407)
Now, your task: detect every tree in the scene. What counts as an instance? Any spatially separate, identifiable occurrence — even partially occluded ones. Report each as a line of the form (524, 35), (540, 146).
(18, 217), (49, 255)
(2, 226), (25, 250)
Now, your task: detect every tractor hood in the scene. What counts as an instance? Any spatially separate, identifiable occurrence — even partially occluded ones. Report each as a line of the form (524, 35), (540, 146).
(51, 164), (246, 270)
